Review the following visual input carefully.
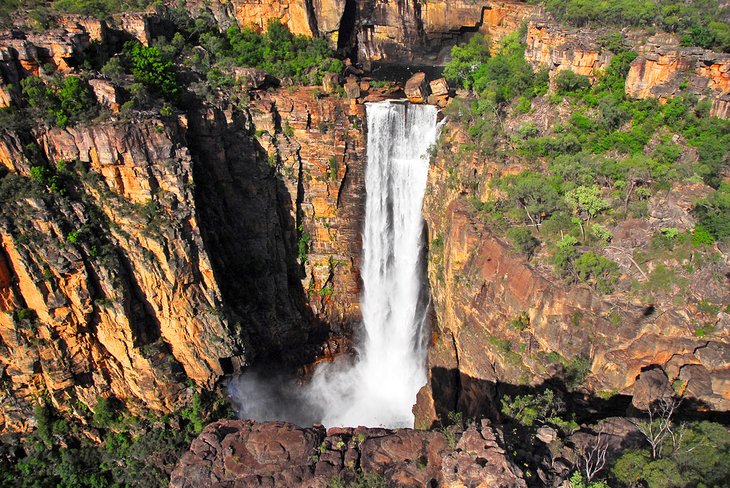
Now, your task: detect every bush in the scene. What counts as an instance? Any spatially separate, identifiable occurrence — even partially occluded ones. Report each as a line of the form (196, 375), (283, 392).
(21, 75), (97, 127)
(573, 251), (620, 293)
(500, 389), (565, 427)
(124, 41), (180, 101)
(443, 34), (491, 90)
(555, 70), (591, 94)
(507, 227), (540, 257)
(694, 182), (730, 241)
(226, 20), (343, 85)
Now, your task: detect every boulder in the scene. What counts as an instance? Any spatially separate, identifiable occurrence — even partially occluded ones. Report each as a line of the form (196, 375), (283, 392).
(322, 72), (341, 94)
(344, 75), (361, 99)
(233, 67), (270, 89)
(170, 419), (527, 487)
(429, 77), (449, 97)
(405, 72), (430, 103)
(632, 368), (675, 410)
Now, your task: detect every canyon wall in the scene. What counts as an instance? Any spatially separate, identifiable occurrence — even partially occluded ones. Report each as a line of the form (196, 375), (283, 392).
(0, 16), (370, 430)
(414, 127), (730, 428)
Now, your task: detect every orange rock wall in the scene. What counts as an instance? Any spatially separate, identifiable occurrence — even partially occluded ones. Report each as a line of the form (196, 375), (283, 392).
(626, 47), (730, 118)
(525, 21), (613, 83)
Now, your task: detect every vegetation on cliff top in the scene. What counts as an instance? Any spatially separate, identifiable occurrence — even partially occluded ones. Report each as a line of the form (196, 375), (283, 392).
(542, 0), (730, 52)
(441, 28), (729, 301)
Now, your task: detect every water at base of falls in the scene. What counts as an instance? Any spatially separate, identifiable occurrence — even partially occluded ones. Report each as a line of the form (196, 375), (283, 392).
(229, 100), (441, 429)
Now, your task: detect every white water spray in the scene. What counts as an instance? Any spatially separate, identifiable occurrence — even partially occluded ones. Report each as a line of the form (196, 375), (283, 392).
(305, 101), (441, 427)
(230, 100), (441, 428)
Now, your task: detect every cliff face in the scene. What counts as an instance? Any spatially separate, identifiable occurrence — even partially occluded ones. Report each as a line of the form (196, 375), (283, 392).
(0, 13), (371, 428)
(626, 46), (730, 118)
(0, 119), (229, 431)
(414, 128), (730, 428)
(170, 419), (526, 488)
(356, 0), (540, 65)
(209, 0), (539, 64)
(524, 21), (613, 83)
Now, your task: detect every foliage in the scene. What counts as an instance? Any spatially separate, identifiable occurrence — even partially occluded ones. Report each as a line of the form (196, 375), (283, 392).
(543, 0), (730, 52)
(568, 471), (609, 488)
(52, 0), (154, 16)
(298, 225), (311, 264)
(506, 226), (540, 257)
(500, 389), (565, 427)
(123, 41), (180, 101)
(497, 171), (563, 228)
(573, 251), (620, 293)
(1, 389), (233, 488)
(21, 75), (97, 127)
(694, 182), (730, 241)
(555, 70), (591, 95)
(226, 20), (344, 85)
(443, 33), (492, 90)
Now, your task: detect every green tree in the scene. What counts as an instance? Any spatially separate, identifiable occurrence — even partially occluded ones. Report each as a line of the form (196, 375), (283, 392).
(443, 34), (491, 90)
(499, 171), (563, 229)
(565, 185), (610, 239)
(124, 41), (179, 101)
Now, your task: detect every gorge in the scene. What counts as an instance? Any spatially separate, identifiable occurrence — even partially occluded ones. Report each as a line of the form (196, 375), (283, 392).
(0, 0), (728, 487)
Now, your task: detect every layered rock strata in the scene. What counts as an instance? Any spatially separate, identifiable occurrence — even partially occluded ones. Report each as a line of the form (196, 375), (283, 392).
(626, 46), (730, 118)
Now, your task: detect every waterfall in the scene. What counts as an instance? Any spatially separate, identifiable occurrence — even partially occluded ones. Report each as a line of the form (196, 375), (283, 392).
(229, 101), (441, 429)
(306, 101), (441, 428)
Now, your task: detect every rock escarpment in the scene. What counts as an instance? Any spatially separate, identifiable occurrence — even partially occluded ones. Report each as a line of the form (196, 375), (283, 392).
(626, 45), (730, 118)
(0, 11), (370, 428)
(525, 21), (613, 83)
(169, 419), (526, 488)
(525, 21), (730, 118)
(414, 127), (730, 428)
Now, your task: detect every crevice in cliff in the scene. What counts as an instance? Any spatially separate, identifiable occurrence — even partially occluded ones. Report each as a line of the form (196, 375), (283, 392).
(337, 0), (359, 61)
(304, 0), (320, 38)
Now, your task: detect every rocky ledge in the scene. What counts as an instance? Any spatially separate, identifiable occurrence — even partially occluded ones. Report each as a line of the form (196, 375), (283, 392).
(169, 419), (526, 488)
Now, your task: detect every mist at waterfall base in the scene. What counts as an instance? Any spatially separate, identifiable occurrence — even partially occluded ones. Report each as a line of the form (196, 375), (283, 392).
(229, 101), (441, 429)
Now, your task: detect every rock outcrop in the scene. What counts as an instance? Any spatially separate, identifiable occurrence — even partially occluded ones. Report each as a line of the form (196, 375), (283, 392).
(626, 46), (730, 118)
(414, 126), (730, 428)
(525, 21), (613, 83)
(170, 419), (526, 487)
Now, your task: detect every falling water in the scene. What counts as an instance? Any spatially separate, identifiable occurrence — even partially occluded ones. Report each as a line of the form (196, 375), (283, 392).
(306, 101), (441, 427)
(229, 100), (441, 428)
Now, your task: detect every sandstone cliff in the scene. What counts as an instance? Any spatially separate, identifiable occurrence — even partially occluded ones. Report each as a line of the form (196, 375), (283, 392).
(525, 21), (613, 83)
(626, 45), (730, 118)
(414, 123), (730, 428)
(169, 419), (526, 487)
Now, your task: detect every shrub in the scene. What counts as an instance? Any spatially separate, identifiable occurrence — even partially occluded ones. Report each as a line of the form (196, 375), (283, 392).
(443, 34), (491, 90)
(226, 20), (343, 85)
(124, 41), (180, 101)
(555, 70), (590, 94)
(507, 227), (540, 257)
(691, 224), (715, 246)
(694, 182), (730, 241)
(500, 389), (565, 427)
(573, 251), (620, 293)
(21, 75), (96, 127)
